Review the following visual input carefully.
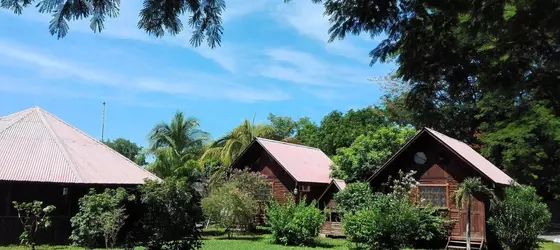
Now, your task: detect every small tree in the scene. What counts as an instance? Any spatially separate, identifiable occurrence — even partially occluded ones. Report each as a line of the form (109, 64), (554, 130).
(70, 188), (134, 249)
(101, 208), (128, 249)
(137, 177), (203, 250)
(12, 201), (56, 250)
(454, 178), (495, 250)
(489, 184), (551, 250)
(202, 182), (258, 237)
(267, 198), (325, 246)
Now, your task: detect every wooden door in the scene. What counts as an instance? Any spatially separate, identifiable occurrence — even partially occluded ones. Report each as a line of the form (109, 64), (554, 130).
(458, 195), (485, 238)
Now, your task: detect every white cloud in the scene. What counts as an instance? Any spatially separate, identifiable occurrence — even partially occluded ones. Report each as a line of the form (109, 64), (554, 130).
(0, 40), (290, 103)
(274, 1), (372, 62)
(259, 48), (372, 87)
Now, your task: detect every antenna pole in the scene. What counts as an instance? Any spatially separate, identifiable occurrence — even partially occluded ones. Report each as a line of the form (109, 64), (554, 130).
(101, 102), (106, 141)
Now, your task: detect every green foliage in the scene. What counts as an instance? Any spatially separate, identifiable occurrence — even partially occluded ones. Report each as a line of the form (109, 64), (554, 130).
(478, 100), (560, 200)
(489, 184), (552, 250)
(343, 195), (446, 250)
(202, 182), (259, 237)
(266, 199), (325, 246)
(454, 178), (495, 250)
(147, 111), (208, 180)
(104, 138), (146, 166)
(148, 111), (208, 158)
(203, 169), (271, 236)
(201, 119), (276, 183)
(332, 126), (416, 181)
(212, 168), (272, 201)
(136, 178), (203, 250)
(1, 0), (225, 48)
(100, 208), (127, 249)
(70, 188), (134, 249)
(267, 114), (299, 142)
(333, 182), (375, 214)
(12, 201), (56, 250)
(313, 108), (389, 156)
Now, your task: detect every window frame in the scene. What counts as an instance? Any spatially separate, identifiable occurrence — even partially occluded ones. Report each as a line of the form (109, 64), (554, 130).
(416, 184), (449, 209)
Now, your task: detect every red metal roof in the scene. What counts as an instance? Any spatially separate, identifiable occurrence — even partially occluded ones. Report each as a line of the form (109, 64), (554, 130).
(0, 107), (160, 184)
(425, 128), (513, 185)
(256, 138), (333, 183)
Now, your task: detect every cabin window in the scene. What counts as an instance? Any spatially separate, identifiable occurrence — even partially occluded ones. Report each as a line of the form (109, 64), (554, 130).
(328, 211), (342, 222)
(418, 185), (448, 207)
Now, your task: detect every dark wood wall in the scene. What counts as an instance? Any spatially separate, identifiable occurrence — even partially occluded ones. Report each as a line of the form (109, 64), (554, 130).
(370, 133), (497, 238)
(0, 181), (137, 245)
(247, 150), (328, 205)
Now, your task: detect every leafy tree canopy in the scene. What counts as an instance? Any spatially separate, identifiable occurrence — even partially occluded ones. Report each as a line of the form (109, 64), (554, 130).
(104, 137), (146, 166)
(332, 125), (416, 181)
(312, 107), (389, 156)
(1, 0), (225, 48)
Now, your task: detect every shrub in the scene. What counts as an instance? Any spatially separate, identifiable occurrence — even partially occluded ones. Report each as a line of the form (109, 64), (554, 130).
(334, 182), (375, 214)
(489, 184), (551, 250)
(201, 182), (258, 237)
(266, 198), (325, 246)
(343, 194), (446, 250)
(12, 201), (56, 250)
(70, 188), (134, 249)
(137, 177), (203, 250)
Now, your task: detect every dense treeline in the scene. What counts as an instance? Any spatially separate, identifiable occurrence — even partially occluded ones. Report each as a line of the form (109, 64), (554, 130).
(106, 90), (560, 202)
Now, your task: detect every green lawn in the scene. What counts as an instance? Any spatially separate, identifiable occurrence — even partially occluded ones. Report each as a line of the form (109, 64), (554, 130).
(0, 239), (557, 250)
(201, 234), (346, 250)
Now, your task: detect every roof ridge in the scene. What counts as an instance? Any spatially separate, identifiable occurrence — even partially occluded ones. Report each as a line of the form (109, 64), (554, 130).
(39, 108), (160, 180)
(36, 108), (85, 183)
(255, 137), (323, 151)
(0, 108), (34, 134)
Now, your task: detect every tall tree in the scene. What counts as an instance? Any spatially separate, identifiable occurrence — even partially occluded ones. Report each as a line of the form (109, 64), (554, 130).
(147, 111), (208, 179)
(332, 125), (416, 181)
(104, 137), (146, 166)
(314, 107), (389, 156)
(1, 0), (225, 48)
(148, 111), (208, 159)
(322, 0), (560, 199)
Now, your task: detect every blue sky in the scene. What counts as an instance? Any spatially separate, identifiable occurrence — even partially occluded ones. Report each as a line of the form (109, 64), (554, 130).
(0, 1), (395, 147)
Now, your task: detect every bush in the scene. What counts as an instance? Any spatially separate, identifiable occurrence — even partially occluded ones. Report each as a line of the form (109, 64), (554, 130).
(266, 198), (325, 246)
(334, 182), (375, 214)
(343, 195), (446, 250)
(201, 182), (258, 237)
(489, 184), (551, 250)
(70, 188), (134, 249)
(137, 178), (203, 250)
(12, 201), (56, 250)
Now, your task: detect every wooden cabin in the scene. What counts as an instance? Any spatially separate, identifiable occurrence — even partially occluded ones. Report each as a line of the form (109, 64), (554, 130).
(317, 179), (346, 237)
(367, 128), (513, 249)
(0, 107), (160, 245)
(231, 138), (333, 205)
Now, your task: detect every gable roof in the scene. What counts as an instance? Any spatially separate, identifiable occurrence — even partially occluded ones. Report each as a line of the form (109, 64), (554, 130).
(368, 128), (513, 185)
(317, 179), (347, 202)
(244, 138), (333, 183)
(0, 107), (160, 184)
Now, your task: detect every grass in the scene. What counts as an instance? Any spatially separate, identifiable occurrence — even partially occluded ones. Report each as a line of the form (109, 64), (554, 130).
(201, 234), (346, 250)
(0, 238), (557, 250)
(541, 242), (560, 250)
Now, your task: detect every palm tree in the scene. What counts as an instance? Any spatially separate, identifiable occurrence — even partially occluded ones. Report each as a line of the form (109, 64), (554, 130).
(454, 177), (495, 250)
(201, 119), (275, 183)
(147, 148), (201, 180)
(147, 111), (208, 179)
(148, 111), (209, 158)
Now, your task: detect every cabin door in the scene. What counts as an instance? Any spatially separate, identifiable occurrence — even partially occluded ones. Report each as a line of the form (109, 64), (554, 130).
(458, 195), (485, 238)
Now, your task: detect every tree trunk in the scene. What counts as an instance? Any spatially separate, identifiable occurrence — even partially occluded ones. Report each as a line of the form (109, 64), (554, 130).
(466, 197), (472, 250)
